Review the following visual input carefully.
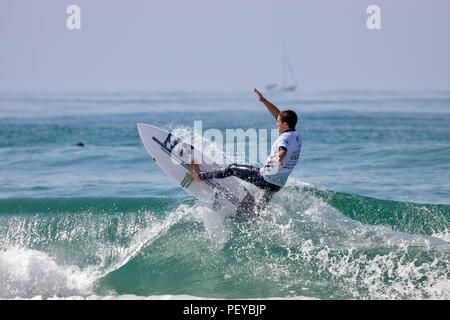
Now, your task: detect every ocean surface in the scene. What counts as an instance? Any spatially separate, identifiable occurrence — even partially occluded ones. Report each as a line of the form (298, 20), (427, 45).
(0, 90), (449, 300)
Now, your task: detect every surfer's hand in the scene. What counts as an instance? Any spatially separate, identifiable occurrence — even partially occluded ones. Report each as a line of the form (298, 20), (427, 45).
(276, 155), (282, 165)
(277, 149), (286, 165)
(254, 88), (265, 102)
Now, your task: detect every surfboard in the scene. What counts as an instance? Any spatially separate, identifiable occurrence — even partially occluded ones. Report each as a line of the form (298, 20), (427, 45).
(137, 123), (256, 214)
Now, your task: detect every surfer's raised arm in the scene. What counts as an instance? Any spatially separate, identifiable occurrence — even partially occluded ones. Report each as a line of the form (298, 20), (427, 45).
(254, 88), (280, 120)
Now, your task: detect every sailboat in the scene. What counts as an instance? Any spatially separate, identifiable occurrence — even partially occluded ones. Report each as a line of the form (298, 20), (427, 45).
(266, 44), (298, 92)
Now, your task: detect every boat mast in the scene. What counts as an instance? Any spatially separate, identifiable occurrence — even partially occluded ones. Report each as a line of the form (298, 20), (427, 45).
(282, 43), (297, 88)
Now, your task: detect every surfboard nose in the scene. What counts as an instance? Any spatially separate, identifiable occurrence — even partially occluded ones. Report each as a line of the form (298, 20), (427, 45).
(137, 123), (155, 137)
(137, 123), (146, 132)
(137, 123), (154, 144)
(137, 123), (146, 138)
(137, 123), (158, 131)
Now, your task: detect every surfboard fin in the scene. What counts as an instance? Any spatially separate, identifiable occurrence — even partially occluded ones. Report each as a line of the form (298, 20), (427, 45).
(180, 173), (194, 188)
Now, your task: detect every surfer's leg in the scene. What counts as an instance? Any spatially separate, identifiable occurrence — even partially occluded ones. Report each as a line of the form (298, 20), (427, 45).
(199, 164), (279, 190)
(198, 163), (280, 192)
(198, 164), (256, 180)
(255, 189), (277, 212)
(225, 165), (281, 192)
(236, 189), (256, 215)
(198, 165), (233, 180)
(197, 163), (281, 214)
(199, 164), (275, 191)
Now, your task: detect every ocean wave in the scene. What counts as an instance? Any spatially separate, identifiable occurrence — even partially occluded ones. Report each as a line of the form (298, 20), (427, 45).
(0, 182), (449, 299)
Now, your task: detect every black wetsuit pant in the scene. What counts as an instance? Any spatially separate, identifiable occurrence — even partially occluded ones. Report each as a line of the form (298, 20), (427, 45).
(199, 164), (281, 212)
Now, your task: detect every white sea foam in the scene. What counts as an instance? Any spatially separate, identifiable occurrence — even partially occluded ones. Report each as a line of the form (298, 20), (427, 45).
(190, 205), (232, 247)
(0, 205), (191, 299)
(0, 247), (97, 299)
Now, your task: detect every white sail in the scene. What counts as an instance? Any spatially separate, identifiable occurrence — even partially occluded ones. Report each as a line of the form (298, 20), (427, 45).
(266, 44), (298, 92)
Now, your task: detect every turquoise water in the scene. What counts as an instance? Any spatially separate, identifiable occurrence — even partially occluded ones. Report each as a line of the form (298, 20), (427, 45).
(0, 91), (449, 299)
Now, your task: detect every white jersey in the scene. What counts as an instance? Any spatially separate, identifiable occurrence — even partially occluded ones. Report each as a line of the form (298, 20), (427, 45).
(260, 130), (301, 187)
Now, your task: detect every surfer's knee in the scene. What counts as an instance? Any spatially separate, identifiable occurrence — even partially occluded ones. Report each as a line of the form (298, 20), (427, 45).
(224, 163), (237, 176)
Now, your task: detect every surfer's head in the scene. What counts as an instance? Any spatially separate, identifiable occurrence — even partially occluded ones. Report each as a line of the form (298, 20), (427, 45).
(277, 110), (297, 133)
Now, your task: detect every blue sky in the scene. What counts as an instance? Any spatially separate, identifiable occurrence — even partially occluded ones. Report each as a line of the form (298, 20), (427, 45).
(1, 0), (450, 91)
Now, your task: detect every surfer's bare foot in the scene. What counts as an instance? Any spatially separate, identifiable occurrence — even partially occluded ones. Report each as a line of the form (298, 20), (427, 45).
(189, 162), (202, 181)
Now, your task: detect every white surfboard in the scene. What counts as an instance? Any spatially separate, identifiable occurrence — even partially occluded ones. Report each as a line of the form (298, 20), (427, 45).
(137, 123), (256, 214)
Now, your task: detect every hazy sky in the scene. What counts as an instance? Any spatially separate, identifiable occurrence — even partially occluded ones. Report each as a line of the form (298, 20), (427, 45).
(1, 0), (450, 91)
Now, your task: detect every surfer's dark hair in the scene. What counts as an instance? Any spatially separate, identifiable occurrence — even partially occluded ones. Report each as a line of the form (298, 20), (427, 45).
(279, 110), (298, 129)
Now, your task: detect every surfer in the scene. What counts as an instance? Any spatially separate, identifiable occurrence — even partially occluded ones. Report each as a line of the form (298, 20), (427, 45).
(189, 88), (302, 212)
